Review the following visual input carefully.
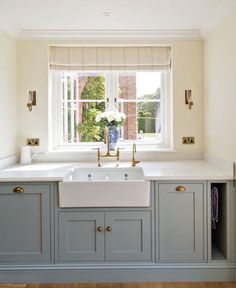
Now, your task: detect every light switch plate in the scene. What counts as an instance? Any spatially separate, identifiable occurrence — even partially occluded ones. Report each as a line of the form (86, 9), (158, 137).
(27, 138), (40, 146)
(182, 137), (195, 144)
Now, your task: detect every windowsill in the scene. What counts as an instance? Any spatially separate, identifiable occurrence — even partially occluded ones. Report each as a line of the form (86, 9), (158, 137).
(47, 146), (176, 154)
(34, 145), (177, 163)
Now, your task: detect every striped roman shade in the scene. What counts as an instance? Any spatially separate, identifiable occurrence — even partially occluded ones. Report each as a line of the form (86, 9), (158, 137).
(49, 46), (171, 71)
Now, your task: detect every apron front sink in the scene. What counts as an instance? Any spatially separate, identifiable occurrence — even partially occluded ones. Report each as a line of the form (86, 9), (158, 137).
(59, 167), (150, 207)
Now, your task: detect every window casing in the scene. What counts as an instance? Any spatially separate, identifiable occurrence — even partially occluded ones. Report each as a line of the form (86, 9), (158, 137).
(49, 70), (171, 150)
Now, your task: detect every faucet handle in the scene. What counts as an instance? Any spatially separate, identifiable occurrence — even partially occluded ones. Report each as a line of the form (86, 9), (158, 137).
(97, 148), (101, 167)
(132, 159), (140, 167)
(116, 148), (120, 167)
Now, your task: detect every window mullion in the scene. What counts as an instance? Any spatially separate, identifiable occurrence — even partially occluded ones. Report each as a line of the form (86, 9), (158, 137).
(75, 78), (79, 142)
(63, 75), (68, 142)
(58, 73), (63, 147)
(70, 77), (75, 143)
(160, 71), (170, 147)
(49, 71), (63, 149)
(106, 72), (118, 110)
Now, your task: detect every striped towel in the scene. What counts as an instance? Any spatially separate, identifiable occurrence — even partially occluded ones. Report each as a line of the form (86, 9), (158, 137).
(211, 186), (219, 230)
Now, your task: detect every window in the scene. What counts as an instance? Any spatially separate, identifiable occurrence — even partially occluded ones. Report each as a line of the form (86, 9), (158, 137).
(49, 46), (171, 150)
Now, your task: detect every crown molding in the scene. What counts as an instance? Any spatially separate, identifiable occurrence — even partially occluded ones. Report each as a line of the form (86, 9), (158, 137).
(0, 1), (235, 41)
(200, 0), (236, 38)
(0, 15), (20, 37)
(18, 29), (202, 40)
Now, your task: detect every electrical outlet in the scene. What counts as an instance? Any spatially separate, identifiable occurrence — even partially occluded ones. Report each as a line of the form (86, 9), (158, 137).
(27, 138), (40, 146)
(182, 137), (195, 144)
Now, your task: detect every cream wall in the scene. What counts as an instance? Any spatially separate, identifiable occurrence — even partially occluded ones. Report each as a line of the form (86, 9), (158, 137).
(0, 31), (17, 160)
(17, 39), (203, 161)
(204, 8), (236, 164)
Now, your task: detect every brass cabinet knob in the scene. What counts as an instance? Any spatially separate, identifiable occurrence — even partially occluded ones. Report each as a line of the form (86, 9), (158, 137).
(175, 185), (186, 192)
(106, 226), (112, 232)
(13, 187), (24, 193)
(97, 226), (103, 232)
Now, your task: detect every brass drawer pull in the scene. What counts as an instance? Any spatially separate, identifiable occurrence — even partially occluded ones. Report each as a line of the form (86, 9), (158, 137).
(106, 226), (112, 232)
(13, 187), (24, 193)
(175, 185), (186, 192)
(97, 226), (103, 232)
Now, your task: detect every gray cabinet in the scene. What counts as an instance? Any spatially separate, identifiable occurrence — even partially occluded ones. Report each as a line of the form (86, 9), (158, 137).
(157, 183), (205, 262)
(58, 212), (104, 261)
(105, 211), (151, 261)
(0, 183), (52, 264)
(58, 211), (151, 262)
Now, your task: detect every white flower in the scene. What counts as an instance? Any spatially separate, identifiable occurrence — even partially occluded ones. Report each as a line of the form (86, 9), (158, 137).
(114, 115), (121, 122)
(95, 110), (126, 125)
(95, 114), (101, 122)
(101, 111), (107, 118)
(119, 112), (126, 120)
(107, 113), (115, 122)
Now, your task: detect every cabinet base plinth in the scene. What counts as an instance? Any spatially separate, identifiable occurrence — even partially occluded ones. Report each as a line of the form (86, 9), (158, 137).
(0, 266), (235, 283)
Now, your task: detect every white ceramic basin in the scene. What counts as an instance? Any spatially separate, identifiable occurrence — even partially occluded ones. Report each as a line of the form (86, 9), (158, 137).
(59, 167), (150, 207)
(65, 167), (146, 181)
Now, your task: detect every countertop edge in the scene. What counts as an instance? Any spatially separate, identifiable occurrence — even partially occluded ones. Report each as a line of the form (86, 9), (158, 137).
(0, 161), (233, 182)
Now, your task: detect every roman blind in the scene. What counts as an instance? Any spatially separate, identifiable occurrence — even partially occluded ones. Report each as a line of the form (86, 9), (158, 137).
(49, 46), (171, 71)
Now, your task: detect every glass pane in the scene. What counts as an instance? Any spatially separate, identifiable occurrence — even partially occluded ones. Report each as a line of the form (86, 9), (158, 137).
(118, 102), (137, 140)
(118, 72), (161, 100)
(117, 71), (162, 142)
(118, 101), (161, 142)
(80, 74), (105, 101)
(61, 72), (106, 143)
(78, 102), (105, 142)
(118, 72), (137, 100)
(137, 102), (161, 142)
(136, 72), (161, 100)
(67, 76), (71, 100)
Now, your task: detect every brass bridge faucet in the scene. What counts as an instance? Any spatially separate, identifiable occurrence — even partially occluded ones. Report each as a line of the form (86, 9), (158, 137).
(97, 128), (120, 167)
(131, 143), (140, 167)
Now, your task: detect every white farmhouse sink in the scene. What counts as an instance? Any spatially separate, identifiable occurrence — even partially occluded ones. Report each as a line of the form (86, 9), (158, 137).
(65, 167), (146, 181)
(59, 167), (150, 208)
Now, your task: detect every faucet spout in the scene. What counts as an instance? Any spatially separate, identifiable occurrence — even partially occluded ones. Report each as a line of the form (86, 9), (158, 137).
(131, 143), (140, 167)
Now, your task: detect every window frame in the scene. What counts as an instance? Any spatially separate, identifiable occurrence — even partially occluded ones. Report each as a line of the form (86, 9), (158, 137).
(49, 70), (172, 151)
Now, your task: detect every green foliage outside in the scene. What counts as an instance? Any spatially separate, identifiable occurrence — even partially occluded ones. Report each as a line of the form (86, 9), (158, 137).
(77, 76), (105, 142)
(137, 88), (161, 134)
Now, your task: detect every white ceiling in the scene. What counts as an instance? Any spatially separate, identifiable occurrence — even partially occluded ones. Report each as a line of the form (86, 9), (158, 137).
(0, 0), (235, 39)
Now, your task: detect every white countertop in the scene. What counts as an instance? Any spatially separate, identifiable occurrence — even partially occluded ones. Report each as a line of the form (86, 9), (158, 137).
(0, 161), (232, 182)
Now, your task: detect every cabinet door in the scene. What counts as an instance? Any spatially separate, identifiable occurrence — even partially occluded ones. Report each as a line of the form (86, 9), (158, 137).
(58, 212), (104, 262)
(158, 183), (205, 262)
(0, 183), (51, 263)
(105, 211), (151, 261)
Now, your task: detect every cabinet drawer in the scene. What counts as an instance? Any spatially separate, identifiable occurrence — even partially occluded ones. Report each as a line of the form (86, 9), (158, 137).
(0, 183), (51, 194)
(158, 183), (203, 193)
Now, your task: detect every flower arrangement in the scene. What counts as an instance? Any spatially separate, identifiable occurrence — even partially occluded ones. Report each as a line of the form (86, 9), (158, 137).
(95, 111), (126, 127)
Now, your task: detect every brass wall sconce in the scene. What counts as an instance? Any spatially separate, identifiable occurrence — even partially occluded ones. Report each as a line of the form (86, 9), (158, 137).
(185, 89), (193, 110)
(27, 91), (36, 112)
